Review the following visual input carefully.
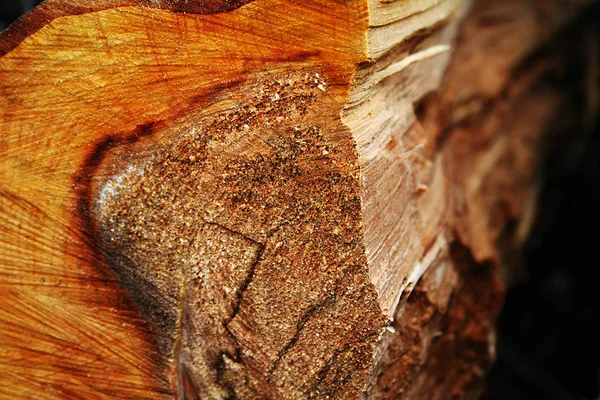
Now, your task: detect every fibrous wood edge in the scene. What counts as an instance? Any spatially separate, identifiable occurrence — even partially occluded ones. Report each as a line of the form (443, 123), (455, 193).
(355, 0), (597, 398)
(0, 0), (596, 399)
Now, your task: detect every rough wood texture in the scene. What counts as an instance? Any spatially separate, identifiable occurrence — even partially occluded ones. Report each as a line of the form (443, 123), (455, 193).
(0, 0), (595, 399)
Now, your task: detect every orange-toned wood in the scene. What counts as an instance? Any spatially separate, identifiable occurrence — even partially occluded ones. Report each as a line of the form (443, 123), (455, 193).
(0, 1), (371, 398)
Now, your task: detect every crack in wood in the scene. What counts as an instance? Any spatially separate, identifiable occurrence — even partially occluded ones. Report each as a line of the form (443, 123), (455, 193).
(215, 238), (265, 396)
(307, 331), (382, 398)
(267, 294), (337, 377)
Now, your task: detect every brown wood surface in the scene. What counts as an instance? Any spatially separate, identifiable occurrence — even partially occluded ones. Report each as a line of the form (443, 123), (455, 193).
(0, 0), (596, 398)
(0, 1), (376, 398)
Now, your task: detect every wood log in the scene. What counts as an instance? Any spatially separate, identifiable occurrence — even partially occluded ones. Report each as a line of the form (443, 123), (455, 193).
(0, 0), (596, 398)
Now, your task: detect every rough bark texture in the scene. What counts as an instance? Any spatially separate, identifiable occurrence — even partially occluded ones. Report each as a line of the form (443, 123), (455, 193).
(0, 0), (597, 399)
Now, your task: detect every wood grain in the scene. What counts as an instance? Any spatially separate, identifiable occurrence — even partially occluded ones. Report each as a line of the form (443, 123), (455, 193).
(1, 0), (595, 398)
(0, 0), (379, 398)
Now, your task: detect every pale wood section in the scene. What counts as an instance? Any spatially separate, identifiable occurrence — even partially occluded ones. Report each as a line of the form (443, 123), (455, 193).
(344, 0), (467, 318)
(366, 0), (464, 58)
(368, 0), (597, 397)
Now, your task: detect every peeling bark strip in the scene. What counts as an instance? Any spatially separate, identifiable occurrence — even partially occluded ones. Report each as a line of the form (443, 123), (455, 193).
(0, 0), (596, 399)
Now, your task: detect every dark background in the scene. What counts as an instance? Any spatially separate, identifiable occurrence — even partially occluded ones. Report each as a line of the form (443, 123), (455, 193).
(1, 1), (599, 399)
(481, 103), (600, 399)
(0, 0), (38, 31)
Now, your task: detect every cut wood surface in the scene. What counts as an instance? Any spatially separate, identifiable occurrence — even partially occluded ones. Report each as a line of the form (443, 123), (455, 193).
(0, 0), (596, 399)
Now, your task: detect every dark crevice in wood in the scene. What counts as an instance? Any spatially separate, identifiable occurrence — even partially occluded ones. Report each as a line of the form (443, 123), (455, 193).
(307, 331), (381, 398)
(215, 243), (265, 395)
(267, 294), (337, 376)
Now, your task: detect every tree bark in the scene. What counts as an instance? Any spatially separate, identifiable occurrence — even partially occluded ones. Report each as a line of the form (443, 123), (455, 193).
(0, 0), (596, 399)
